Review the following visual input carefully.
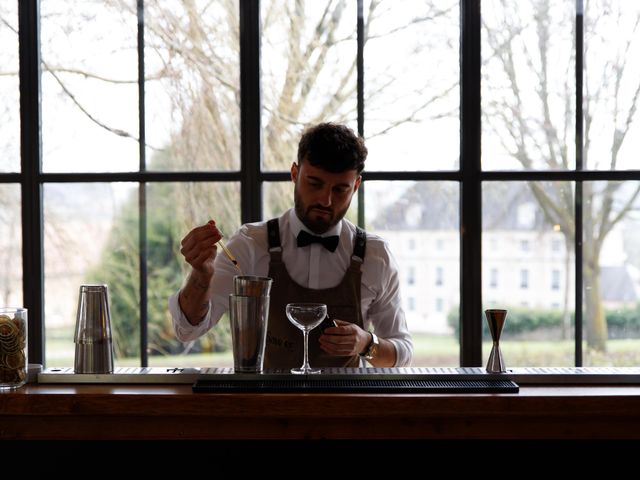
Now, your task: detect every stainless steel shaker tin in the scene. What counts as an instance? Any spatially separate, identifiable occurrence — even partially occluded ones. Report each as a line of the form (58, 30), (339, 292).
(74, 284), (114, 374)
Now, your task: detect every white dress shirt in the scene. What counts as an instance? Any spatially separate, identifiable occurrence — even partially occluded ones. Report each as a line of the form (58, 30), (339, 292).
(169, 208), (413, 367)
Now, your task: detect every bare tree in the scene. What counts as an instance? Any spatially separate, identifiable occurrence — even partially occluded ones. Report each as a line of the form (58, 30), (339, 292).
(106, 0), (454, 226)
(484, 0), (640, 351)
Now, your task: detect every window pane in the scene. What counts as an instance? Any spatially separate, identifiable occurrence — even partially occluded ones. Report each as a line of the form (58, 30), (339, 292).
(364, 0), (459, 171)
(148, 182), (240, 367)
(483, 181), (575, 367)
(44, 183), (139, 367)
(263, 181), (294, 221)
(367, 181), (460, 366)
(0, 184), (22, 306)
(584, 3), (640, 170)
(41, 1), (139, 172)
(482, 1), (575, 170)
(0, 2), (19, 173)
(262, 0), (357, 171)
(262, 181), (358, 223)
(145, 2), (240, 172)
(583, 181), (640, 366)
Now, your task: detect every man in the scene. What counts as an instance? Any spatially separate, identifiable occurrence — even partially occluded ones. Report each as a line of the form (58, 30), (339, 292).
(169, 123), (412, 367)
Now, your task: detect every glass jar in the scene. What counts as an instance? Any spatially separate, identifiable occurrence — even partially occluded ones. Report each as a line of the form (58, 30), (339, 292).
(0, 307), (28, 390)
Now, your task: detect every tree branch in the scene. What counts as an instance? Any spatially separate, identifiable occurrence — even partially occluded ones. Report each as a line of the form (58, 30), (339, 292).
(43, 61), (162, 151)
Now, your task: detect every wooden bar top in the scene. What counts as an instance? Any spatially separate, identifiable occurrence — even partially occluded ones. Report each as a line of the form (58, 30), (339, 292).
(2, 383), (640, 440)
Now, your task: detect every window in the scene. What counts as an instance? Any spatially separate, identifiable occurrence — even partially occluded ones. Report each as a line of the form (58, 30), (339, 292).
(408, 297), (415, 312)
(489, 268), (498, 289)
(482, 0), (640, 368)
(407, 266), (415, 286)
(0, 1), (21, 308)
(435, 266), (444, 287)
(551, 269), (561, 291)
(7, 1), (640, 370)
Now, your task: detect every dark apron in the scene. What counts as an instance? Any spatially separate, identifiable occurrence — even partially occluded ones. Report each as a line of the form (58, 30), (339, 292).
(263, 219), (367, 369)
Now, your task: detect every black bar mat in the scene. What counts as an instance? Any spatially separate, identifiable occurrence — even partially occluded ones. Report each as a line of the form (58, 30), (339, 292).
(192, 378), (519, 393)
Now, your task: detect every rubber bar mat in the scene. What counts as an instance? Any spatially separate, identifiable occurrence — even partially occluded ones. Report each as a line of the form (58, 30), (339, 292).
(192, 378), (519, 393)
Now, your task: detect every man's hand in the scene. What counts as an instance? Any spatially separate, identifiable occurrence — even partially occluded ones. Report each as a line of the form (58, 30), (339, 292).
(178, 220), (222, 325)
(318, 319), (371, 357)
(319, 319), (398, 367)
(180, 220), (222, 278)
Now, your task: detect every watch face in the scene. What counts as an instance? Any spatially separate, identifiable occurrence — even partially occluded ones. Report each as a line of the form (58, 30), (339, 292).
(365, 334), (378, 360)
(368, 343), (378, 360)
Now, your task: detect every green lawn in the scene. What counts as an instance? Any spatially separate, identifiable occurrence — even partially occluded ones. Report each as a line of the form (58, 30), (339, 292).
(45, 331), (640, 368)
(410, 334), (640, 367)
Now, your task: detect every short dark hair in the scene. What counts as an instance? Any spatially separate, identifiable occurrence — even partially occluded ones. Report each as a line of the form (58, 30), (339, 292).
(297, 123), (367, 174)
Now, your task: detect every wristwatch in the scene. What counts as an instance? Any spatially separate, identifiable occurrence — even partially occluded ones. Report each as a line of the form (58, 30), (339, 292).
(360, 332), (379, 361)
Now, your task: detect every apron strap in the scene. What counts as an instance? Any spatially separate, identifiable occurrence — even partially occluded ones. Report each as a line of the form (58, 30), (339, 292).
(267, 218), (283, 262)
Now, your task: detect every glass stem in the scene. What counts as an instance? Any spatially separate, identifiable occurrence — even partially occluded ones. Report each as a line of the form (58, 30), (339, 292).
(302, 329), (310, 370)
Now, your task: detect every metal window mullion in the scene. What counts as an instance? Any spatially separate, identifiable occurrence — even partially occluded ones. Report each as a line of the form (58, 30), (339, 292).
(460, 0), (482, 367)
(357, 0), (365, 228)
(260, 171), (468, 182)
(481, 170), (640, 181)
(137, 0), (148, 367)
(19, 0), (45, 365)
(363, 171), (462, 181)
(575, 0), (584, 366)
(240, 0), (262, 223)
(139, 183), (148, 366)
(38, 171), (244, 182)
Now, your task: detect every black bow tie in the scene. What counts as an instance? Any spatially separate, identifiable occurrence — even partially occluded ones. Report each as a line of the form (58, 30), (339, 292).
(296, 230), (340, 252)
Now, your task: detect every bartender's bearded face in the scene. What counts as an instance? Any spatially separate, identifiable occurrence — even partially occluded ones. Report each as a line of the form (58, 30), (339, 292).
(291, 161), (361, 234)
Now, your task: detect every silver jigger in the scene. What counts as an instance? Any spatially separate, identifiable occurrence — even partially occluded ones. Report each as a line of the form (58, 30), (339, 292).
(485, 309), (507, 373)
(74, 284), (114, 374)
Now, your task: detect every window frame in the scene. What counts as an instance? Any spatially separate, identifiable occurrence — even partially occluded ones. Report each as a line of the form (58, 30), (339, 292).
(9, 0), (640, 370)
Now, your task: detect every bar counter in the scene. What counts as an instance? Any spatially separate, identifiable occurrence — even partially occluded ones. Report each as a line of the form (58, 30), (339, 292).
(2, 383), (640, 440)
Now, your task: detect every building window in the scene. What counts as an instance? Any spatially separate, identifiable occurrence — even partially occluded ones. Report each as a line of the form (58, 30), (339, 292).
(551, 269), (560, 291)
(490, 268), (498, 288)
(436, 297), (444, 313)
(435, 266), (444, 286)
(408, 238), (416, 250)
(520, 239), (530, 252)
(407, 266), (415, 286)
(520, 269), (529, 289)
(408, 297), (416, 312)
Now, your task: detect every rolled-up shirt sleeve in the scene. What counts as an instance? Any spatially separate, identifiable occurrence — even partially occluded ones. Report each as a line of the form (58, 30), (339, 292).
(363, 240), (414, 367)
(168, 292), (215, 342)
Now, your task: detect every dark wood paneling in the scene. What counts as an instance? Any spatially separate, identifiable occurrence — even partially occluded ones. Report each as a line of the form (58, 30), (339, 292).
(2, 385), (640, 439)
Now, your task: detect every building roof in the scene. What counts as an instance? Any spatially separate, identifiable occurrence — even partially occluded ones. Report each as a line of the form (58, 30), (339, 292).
(600, 265), (639, 303)
(371, 181), (563, 231)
